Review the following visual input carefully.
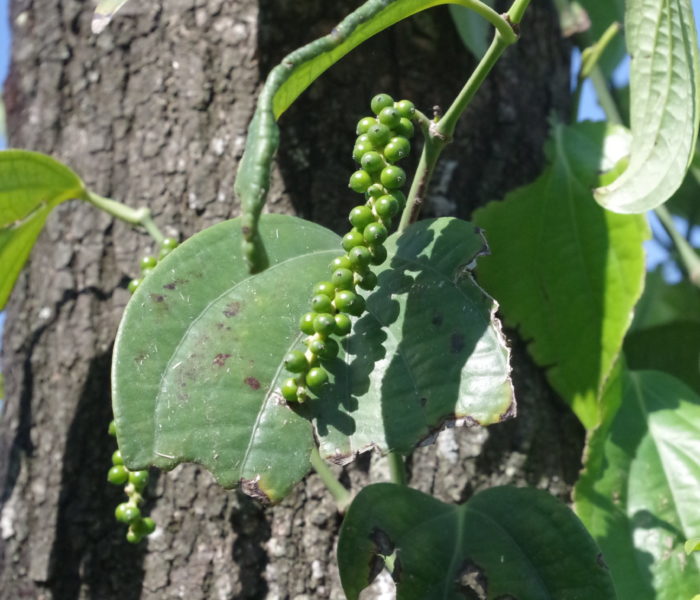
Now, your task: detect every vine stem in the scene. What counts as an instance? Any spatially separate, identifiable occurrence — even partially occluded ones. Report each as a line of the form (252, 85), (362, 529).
(654, 205), (700, 287)
(398, 0), (528, 232)
(85, 191), (165, 245)
(309, 448), (352, 512)
(387, 451), (407, 485)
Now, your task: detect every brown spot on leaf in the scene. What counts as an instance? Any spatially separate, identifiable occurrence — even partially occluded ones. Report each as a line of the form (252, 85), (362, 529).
(150, 294), (166, 303)
(213, 353), (231, 367)
(244, 376), (261, 390)
(239, 477), (271, 505)
(450, 333), (465, 353)
(163, 278), (188, 290)
(432, 313), (443, 327)
(223, 301), (241, 317)
(420, 397), (428, 407)
(498, 401), (517, 422)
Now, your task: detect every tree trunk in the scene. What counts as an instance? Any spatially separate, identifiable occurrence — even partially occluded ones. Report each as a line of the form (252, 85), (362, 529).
(0, 1), (575, 598)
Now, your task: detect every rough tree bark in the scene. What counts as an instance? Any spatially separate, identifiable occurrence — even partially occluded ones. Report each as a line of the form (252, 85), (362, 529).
(0, 0), (575, 598)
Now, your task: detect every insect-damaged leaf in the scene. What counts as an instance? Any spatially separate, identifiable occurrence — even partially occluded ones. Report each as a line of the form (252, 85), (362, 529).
(112, 215), (513, 501)
(338, 484), (616, 600)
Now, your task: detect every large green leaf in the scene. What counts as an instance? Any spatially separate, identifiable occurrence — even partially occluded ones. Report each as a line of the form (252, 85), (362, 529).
(448, 0), (495, 59)
(305, 217), (514, 461)
(338, 484), (617, 600)
(473, 122), (648, 429)
(0, 150), (87, 309)
(234, 0), (515, 271)
(112, 215), (514, 500)
(594, 0), (700, 213)
(92, 0), (130, 34)
(574, 370), (700, 600)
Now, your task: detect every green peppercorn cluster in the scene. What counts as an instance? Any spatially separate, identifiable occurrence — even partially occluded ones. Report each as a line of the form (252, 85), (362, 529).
(107, 420), (156, 543)
(279, 94), (415, 404)
(127, 237), (179, 294)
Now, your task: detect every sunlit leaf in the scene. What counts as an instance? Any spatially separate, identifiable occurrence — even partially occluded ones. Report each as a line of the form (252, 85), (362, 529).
(594, 0), (700, 213)
(575, 370), (700, 600)
(0, 150), (86, 309)
(92, 0), (130, 35)
(474, 122), (648, 429)
(338, 484), (616, 600)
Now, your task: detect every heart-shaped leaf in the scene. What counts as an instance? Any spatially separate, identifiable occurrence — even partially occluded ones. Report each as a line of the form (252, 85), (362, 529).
(305, 217), (514, 462)
(338, 484), (617, 600)
(112, 215), (514, 500)
(575, 370), (700, 600)
(594, 0), (700, 213)
(474, 122), (648, 429)
(0, 150), (87, 309)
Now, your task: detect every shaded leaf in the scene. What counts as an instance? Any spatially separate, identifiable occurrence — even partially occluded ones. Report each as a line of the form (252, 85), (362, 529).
(574, 370), (700, 600)
(631, 268), (700, 332)
(304, 218), (514, 462)
(0, 150), (86, 309)
(338, 484), (617, 600)
(448, 1), (495, 59)
(474, 122), (648, 429)
(234, 0), (514, 271)
(594, 0), (700, 213)
(92, 0), (130, 35)
(113, 216), (513, 500)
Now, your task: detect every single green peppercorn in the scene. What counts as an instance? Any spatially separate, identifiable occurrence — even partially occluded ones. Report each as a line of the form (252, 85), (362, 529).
(375, 194), (400, 219)
(317, 337), (339, 359)
(360, 151), (384, 173)
(115, 503), (141, 524)
(353, 141), (374, 163)
(140, 517), (157, 535)
(369, 244), (388, 266)
(335, 290), (365, 316)
(108, 420), (117, 437)
(364, 222), (388, 245)
(342, 229), (366, 251)
(356, 133), (372, 144)
(107, 465), (129, 486)
(367, 123), (391, 146)
(313, 281), (336, 298)
(313, 313), (337, 336)
(330, 255), (353, 271)
(371, 93), (394, 114)
(161, 237), (179, 251)
(140, 256), (157, 271)
(300, 312), (316, 335)
(389, 189), (406, 210)
(306, 367), (328, 390)
(349, 170), (373, 193)
(394, 117), (414, 138)
(378, 107), (401, 129)
(380, 165), (406, 189)
(129, 470), (149, 490)
(112, 449), (124, 466)
(383, 136), (411, 163)
(311, 294), (333, 314)
(281, 378), (300, 402)
(358, 271), (378, 291)
(395, 99), (415, 118)
(128, 279), (141, 294)
(331, 268), (355, 290)
(126, 529), (143, 544)
(334, 313), (352, 336)
(356, 116), (377, 134)
(348, 246), (372, 270)
(349, 206), (376, 232)
(284, 350), (308, 373)
(367, 183), (385, 198)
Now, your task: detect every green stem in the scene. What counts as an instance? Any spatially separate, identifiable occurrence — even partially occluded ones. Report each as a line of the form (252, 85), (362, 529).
(310, 448), (352, 512)
(655, 205), (700, 288)
(507, 0), (533, 24)
(387, 451), (407, 485)
(589, 65), (623, 126)
(456, 0), (518, 44)
(85, 191), (165, 245)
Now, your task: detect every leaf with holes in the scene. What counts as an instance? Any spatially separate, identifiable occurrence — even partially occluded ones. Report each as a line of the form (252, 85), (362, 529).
(112, 215), (514, 500)
(574, 370), (700, 600)
(0, 150), (87, 309)
(338, 484), (617, 600)
(474, 122), (648, 429)
(594, 0), (700, 213)
(302, 217), (514, 463)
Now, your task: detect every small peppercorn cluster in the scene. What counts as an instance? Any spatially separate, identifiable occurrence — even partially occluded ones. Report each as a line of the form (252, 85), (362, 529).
(127, 237), (179, 294)
(106, 420), (156, 543)
(279, 94), (415, 404)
